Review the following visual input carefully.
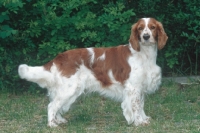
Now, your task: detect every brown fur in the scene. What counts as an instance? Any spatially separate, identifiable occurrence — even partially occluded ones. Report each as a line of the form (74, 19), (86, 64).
(129, 23), (140, 51)
(156, 21), (168, 49)
(44, 18), (167, 87)
(129, 18), (168, 51)
(44, 45), (131, 87)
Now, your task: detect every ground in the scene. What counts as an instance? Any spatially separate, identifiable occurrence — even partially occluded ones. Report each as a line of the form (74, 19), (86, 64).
(0, 81), (200, 133)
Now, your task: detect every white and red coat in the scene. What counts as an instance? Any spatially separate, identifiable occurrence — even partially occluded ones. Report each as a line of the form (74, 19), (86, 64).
(18, 18), (168, 127)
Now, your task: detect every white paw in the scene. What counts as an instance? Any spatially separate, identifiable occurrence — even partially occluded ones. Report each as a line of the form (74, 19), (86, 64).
(142, 118), (150, 126)
(48, 120), (58, 127)
(135, 120), (150, 126)
(55, 117), (68, 124)
(144, 116), (151, 122)
(134, 116), (151, 126)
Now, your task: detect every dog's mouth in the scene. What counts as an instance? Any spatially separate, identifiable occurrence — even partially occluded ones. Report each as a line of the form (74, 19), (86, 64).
(140, 40), (156, 45)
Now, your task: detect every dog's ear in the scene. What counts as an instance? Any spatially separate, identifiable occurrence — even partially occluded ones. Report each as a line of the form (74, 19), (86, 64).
(156, 22), (168, 50)
(129, 23), (140, 51)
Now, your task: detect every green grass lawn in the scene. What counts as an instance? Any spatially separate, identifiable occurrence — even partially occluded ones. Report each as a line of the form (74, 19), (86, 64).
(0, 82), (200, 133)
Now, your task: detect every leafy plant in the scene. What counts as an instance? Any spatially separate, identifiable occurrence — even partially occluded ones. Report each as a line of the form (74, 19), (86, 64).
(0, 0), (200, 93)
(170, 0), (200, 75)
(0, 0), (135, 93)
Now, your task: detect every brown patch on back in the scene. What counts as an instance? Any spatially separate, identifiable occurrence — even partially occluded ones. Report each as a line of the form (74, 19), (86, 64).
(91, 45), (131, 86)
(43, 60), (53, 71)
(43, 48), (89, 77)
(43, 45), (131, 87)
(91, 48), (112, 86)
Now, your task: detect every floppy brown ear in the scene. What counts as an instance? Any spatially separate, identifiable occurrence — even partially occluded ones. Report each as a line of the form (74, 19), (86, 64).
(129, 23), (140, 51)
(157, 22), (168, 50)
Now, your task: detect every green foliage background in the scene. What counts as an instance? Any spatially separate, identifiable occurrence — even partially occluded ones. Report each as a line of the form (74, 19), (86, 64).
(0, 0), (200, 93)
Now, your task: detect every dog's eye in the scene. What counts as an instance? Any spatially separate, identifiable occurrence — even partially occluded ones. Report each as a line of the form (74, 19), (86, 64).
(151, 26), (155, 30)
(138, 27), (143, 30)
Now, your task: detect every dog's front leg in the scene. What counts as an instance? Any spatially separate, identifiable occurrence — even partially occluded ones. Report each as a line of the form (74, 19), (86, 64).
(121, 85), (150, 126)
(48, 101), (60, 127)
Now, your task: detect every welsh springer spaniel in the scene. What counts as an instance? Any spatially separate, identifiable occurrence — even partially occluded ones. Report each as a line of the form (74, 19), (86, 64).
(18, 18), (168, 127)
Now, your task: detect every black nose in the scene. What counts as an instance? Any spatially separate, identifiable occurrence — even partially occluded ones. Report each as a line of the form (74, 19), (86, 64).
(143, 34), (150, 40)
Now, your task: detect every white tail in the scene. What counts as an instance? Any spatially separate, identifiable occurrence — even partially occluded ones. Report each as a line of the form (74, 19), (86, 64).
(18, 64), (54, 88)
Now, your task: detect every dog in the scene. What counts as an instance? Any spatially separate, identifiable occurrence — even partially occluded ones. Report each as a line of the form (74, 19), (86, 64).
(18, 18), (168, 127)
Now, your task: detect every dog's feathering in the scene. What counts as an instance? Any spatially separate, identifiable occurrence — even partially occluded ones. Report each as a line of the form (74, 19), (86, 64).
(18, 18), (168, 127)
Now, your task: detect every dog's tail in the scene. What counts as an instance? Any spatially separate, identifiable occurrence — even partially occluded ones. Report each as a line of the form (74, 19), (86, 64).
(18, 64), (54, 88)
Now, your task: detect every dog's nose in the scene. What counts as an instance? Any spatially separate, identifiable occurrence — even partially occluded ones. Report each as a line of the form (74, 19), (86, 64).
(143, 34), (150, 40)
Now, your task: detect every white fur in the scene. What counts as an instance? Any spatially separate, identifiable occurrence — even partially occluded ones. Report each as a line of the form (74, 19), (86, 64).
(18, 64), (54, 88)
(18, 44), (161, 127)
(18, 63), (125, 127)
(87, 48), (95, 65)
(141, 18), (155, 44)
(121, 42), (161, 125)
(18, 18), (163, 127)
(97, 53), (105, 61)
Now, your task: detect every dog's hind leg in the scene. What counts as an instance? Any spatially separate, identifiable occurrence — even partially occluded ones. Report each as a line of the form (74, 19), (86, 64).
(47, 84), (83, 127)
(48, 98), (65, 127)
(54, 94), (80, 125)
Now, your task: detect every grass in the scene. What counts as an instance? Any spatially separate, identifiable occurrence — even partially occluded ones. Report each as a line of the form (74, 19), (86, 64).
(0, 82), (200, 133)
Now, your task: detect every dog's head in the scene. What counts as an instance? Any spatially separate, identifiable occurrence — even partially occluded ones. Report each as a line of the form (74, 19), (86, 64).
(129, 18), (168, 51)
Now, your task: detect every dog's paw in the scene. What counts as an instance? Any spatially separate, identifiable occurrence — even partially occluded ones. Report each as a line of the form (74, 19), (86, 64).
(134, 116), (151, 126)
(48, 120), (58, 127)
(55, 117), (68, 124)
(146, 116), (151, 120)
(141, 119), (150, 126)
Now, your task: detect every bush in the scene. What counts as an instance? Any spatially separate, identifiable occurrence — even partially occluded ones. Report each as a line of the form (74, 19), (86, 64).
(126, 0), (200, 76)
(171, 0), (200, 75)
(0, 0), (134, 93)
(0, 0), (199, 93)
